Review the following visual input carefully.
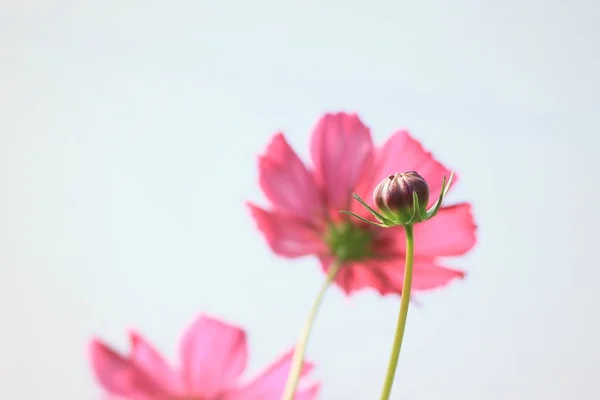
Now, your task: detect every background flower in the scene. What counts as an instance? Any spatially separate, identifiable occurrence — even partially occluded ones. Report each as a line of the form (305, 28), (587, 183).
(90, 314), (319, 400)
(249, 112), (477, 296)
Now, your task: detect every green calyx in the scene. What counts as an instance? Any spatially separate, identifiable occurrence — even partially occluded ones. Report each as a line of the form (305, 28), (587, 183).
(324, 222), (373, 262)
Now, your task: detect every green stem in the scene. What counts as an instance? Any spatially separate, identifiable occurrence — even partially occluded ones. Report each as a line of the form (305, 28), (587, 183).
(281, 260), (341, 400)
(379, 224), (415, 400)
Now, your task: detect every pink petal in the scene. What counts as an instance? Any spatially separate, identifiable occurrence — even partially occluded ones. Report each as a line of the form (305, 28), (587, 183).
(293, 383), (322, 400)
(247, 203), (327, 258)
(413, 203), (477, 256)
(179, 314), (248, 397)
(411, 258), (466, 290)
(225, 348), (317, 400)
(380, 257), (466, 292)
(259, 133), (323, 220)
(355, 130), (456, 210)
(310, 112), (375, 216)
(321, 257), (465, 295)
(128, 331), (183, 395)
(320, 257), (393, 296)
(377, 203), (477, 258)
(88, 339), (165, 400)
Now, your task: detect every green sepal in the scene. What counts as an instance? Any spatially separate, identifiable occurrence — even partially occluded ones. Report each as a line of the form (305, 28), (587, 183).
(423, 171), (453, 220)
(338, 210), (387, 228)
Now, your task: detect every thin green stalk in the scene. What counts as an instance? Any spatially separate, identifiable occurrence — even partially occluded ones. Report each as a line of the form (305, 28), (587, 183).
(379, 224), (415, 400)
(281, 260), (341, 400)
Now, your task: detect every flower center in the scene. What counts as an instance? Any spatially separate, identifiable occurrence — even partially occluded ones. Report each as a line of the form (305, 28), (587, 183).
(324, 222), (373, 262)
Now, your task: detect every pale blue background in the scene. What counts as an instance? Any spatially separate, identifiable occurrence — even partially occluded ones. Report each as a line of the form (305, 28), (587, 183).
(0, 1), (597, 399)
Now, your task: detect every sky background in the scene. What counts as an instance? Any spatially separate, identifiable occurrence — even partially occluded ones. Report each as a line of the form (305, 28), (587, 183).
(0, 0), (598, 399)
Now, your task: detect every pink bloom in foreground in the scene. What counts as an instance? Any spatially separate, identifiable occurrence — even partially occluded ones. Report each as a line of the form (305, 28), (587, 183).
(89, 314), (319, 400)
(248, 112), (477, 296)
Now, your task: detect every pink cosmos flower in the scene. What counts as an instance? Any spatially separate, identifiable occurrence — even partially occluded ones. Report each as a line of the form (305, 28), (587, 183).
(248, 112), (477, 296)
(89, 314), (320, 400)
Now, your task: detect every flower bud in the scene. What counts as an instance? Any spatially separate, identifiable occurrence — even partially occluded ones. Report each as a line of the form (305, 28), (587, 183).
(372, 171), (430, 224)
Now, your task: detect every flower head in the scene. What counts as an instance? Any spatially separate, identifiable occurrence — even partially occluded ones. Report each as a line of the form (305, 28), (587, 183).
(373, 171), (430, 224)
(344, 169), (453, 227)
(373, 171), (429, 221)
(89, 314), (319, 400)
(248, 112), (477, 296)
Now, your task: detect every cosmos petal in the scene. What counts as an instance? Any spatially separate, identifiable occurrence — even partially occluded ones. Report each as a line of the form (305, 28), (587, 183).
(128, 331), (182, 394)
(248, 203), (327, 258)
(259, 133), (322, 219)
(320, 256), (465, 295)
(382, 257), (466, 291)
(88, 339), (164, 400)
(413, 203), (477, 256)
(319, 257), (393, 296)
(310, 112), (375, 216)
(377, 204), (477, 257)
(293, 383), (322, 400)
(355, 130), (456, 210)
(179, 315), (248, 397)
(226, 348), (317, 400)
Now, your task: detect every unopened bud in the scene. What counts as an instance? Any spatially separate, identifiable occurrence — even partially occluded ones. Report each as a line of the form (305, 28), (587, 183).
(372, 171), (429, 224)
(340, 170), (452, 228)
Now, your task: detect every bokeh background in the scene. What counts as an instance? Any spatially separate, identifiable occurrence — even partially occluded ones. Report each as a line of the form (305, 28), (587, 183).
(1, 1), (597, 399)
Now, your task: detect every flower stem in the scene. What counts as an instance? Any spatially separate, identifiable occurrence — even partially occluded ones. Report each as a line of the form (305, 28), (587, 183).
(281, 260), (341, 400)
(379, 224), (415, 400)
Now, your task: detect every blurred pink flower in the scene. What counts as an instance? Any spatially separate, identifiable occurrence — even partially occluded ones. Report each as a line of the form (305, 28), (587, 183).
(89, 314), (319, 400)
(248, 112), (477, 296)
